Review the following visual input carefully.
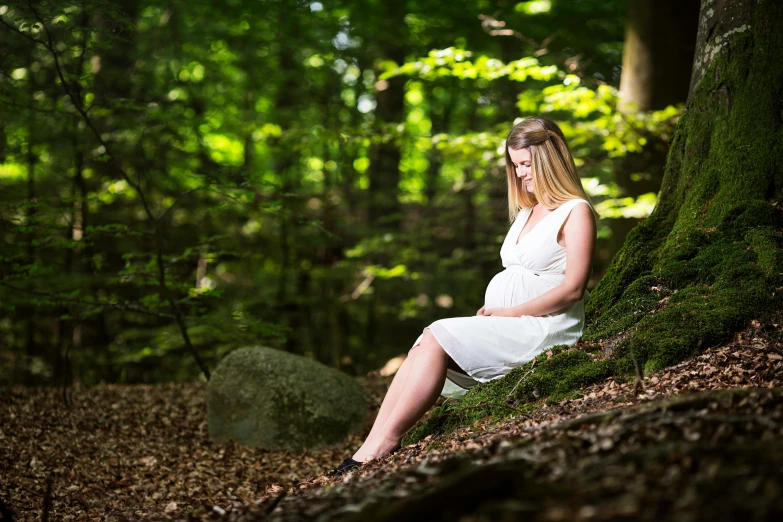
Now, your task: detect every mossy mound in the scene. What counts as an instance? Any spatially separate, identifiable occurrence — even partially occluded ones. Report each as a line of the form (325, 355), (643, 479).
(404, 3), (783, 445)
(207, 346), (371, 450)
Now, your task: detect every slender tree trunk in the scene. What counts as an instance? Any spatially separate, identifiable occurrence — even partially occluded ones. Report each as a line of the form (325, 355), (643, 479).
(54, 147), (85, 390)
(367, 2), (407, 232)
(88, 0), (141, 377)
(58, 9), (89, 383)
(461, 100), (480, 252)
(423, 81), (455, 325)
(270, 11), (305, 353)
(367, 73), (405, 230)
(321, 118), (342, 367)
(23, 50), (38, 385)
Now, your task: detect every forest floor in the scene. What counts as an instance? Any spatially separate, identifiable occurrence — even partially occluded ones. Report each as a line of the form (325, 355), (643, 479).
(1, 312), (782, 522)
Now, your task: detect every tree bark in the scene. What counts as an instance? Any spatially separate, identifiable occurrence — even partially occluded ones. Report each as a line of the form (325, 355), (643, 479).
(587, 0), (783, 373)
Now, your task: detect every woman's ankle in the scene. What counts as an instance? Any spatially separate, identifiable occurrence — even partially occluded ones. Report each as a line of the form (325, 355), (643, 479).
(352, 433), (401, 462)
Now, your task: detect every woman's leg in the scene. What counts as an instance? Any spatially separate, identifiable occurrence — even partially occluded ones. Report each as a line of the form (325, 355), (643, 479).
(367, 353), (415, 436)
(353, 329), (450, 461)
(351, 342), (421, 461)
(365, 330), (462, 439)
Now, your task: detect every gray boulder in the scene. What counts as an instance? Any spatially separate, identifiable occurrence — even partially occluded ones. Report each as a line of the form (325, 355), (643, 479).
(207, 346), (371, 450)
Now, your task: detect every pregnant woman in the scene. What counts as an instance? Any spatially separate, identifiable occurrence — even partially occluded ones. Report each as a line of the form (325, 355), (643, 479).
(332, 116), (597, 476)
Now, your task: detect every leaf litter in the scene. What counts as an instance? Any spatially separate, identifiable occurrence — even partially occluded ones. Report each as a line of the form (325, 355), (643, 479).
(1, 312), (781, 521)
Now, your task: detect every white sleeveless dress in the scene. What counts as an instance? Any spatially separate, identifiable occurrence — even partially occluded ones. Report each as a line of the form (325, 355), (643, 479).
(411, 198), (592, 398)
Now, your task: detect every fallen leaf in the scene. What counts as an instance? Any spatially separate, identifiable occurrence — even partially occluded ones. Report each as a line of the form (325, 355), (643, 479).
(140, 456), (157, 467)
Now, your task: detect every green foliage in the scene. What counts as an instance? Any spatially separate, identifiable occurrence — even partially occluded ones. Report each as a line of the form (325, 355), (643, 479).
(384, 46), (680, 165)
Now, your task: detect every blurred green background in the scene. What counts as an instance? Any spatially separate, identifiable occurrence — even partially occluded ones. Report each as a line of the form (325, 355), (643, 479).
(0, 0), (697, 385)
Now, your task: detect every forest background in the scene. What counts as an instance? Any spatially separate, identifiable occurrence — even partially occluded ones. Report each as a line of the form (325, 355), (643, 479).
(0, 0), (694, 387)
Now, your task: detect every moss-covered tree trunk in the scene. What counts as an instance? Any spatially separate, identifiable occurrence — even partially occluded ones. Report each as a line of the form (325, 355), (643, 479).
(586, 0), (783, 373)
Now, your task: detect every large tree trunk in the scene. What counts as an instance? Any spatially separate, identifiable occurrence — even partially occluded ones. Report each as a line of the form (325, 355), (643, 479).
(587, 0), (783, 373)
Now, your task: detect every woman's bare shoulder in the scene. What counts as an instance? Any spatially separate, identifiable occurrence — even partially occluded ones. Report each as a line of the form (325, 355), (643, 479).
(571, 199), (594, 216)
(563, 200), (596, 232)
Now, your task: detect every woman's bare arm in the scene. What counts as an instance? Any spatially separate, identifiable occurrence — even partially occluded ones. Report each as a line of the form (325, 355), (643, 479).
(484, 202), (595, 317)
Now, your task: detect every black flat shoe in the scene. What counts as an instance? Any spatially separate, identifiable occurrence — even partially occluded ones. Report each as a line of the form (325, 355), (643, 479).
(330, 457), (363, 477)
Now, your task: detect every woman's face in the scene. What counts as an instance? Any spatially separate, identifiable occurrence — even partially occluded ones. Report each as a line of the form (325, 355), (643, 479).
(508, 147), (533, 192)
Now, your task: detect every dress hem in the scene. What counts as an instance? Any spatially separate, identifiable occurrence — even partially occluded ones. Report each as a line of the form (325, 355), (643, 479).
(425, 324), (484, 389)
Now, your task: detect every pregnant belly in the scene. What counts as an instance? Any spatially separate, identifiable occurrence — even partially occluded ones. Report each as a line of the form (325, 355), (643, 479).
(484, 268), (563, 309)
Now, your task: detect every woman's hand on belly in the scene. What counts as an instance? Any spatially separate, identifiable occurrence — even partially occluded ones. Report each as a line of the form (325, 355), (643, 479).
(482, 307), (518, 317)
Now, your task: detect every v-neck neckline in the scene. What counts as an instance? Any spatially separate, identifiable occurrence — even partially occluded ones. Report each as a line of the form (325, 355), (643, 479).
(514, 204), (560, 246)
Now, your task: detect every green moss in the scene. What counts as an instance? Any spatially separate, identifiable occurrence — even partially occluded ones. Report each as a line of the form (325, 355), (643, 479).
(404, 5), (783, 445)
(585, 219), (668, 319)
(584, 274), (669, 341)
(745, 226), (783, 277)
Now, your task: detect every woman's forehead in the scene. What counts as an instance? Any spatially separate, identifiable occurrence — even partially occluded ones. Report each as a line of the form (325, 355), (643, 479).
(508, 147), (531, 162)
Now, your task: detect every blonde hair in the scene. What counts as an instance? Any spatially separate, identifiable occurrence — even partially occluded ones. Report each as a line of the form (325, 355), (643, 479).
(505, 117), (594, 221)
